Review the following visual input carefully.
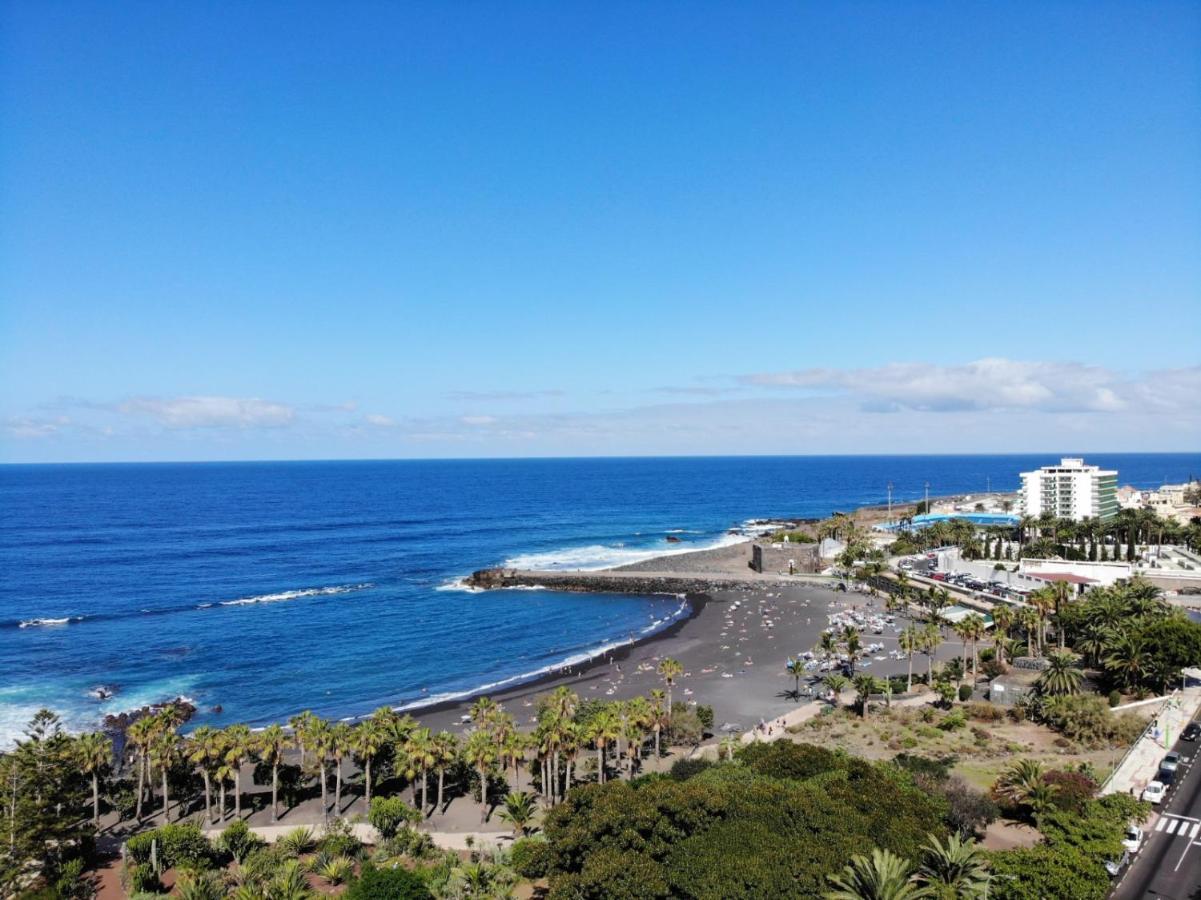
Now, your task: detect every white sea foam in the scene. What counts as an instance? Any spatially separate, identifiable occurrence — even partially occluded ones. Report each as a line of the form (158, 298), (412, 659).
(503, 530), (748, 572)
(435, 578), (483, 593)
(210, 583), (372, 608)
(18, 616), (82, 628)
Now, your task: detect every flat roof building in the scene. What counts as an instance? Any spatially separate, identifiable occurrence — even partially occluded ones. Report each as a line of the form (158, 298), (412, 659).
(1019, 457), (1118, 522)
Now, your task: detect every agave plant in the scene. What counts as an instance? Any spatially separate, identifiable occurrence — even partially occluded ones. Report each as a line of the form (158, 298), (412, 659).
(175, 871), (226, 900)
(316, 856), (354, 885)
(278, 826), (317, 858)
(265, 860), (314, 900)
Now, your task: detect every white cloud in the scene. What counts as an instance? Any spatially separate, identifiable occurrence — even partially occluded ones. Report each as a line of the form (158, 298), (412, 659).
(460, 415), (498, 426)
(119, 396), (295, 429)
(4, 416), (69, 439)
(738, 358), (1184, 414)
(364, 414), (396, 427)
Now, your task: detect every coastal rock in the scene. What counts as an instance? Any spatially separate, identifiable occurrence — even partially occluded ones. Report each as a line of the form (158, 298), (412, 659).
(103, 696), (197, 734)
(665, 535), (682, 543)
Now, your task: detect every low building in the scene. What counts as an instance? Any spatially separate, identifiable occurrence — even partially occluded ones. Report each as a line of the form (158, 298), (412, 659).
(1015, 557), (1133, 592)
(750, 541), (821, 574)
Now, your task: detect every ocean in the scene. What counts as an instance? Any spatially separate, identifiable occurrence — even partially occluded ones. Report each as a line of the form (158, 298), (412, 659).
(2, 454), (1197, 746)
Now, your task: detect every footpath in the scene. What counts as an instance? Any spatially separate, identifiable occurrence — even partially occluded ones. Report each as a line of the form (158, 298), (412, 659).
(200, 821), (512, 852)
(1101, 686), (1201, 797)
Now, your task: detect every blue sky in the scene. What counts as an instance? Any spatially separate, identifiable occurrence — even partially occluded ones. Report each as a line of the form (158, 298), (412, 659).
(1, 1), (1198, 461)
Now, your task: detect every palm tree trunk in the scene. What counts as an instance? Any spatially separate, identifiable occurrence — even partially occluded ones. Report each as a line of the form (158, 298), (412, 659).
(420, 767), (428, 813)
(234, 770), (242, 818)
(365, 757), (372, 807)
(597, 745), (604, 784)
(479, 766), (487, 823)
(202, 772), (211, 824)
(566, 759), (573, 792)
(906, 653), (913, 693)
(219, 783), (225, 821)
(654, 726), (661, 759)
(319, 763), (328, 819)
(335, 761), (342, 813)
(92, 773), (100, 826)
(161, 769), (169, 822)
(271, 763), (279, 823)
(437, 768), (445, 812)
(135, 752), (145, 820)
(552, 750), (560, 804)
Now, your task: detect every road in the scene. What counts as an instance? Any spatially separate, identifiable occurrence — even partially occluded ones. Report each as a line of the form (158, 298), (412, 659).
(1111, 723), (1201, 900)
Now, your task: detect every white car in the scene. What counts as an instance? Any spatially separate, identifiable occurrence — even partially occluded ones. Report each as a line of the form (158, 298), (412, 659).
(1122, 824), (1143, 855)
(1142, 781), (1166, 804)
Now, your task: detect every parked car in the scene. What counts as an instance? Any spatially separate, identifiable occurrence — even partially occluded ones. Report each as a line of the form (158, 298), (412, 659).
(1184, 722), (1200, 742)
(1104, 850), (1130, 878)
(1161, 750), (1181, 773)
(1158, 766), (1176, 786)
(1122, 824), (1143, 855)
(1142, 781), (1166, 804)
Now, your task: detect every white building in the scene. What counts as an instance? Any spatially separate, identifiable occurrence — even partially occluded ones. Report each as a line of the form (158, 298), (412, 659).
(1019, 457), (1118, 521)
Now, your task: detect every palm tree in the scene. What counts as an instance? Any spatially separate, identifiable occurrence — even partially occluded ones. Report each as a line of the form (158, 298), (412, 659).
(185, 726), (222, 824)
(432, 731), (459, 814)
(852, 675), (879, 718)
(649, 689), (668, 758)
(621, 716), (645, 779)
(1037, 650), (1082, 696)
(329, 723), (352, 814)
(497, 790), (538, 836)
(149, 731), (176, 822)
(993, 759), (1056, 818)
(256, 724), (291, 823)
(825, 847), (922, 900)
(898, 626), (919, 693)
(589, 707), (620, 785)
(463, 729), (495, 823)
(657, 658), (683, 718)
(952, 621), (970, 686)
(306, 718), (333, 819)
(351, 720), (385, 810)
(922, 622), (942, 682)
(75, 732), (111, 827)
(405, 727), (436, 814)
(126, 716), (154, 821)
(1104, 633), (1151, 691)
(961, 613), (986, 683)
(786, 657), (806, 698)
(991, 605), (1013, 665)
(288, 710), (318, 769)
(223, 724), (253, 819)
(824, 673), (849, 706)
(914, 833), (989, 897)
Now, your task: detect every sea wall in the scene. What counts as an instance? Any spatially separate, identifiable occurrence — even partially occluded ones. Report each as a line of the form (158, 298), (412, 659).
(465, 567), (833, 595)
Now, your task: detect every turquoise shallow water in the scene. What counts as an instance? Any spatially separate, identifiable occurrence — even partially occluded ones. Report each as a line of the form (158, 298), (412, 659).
(1, 454), (1196, 744)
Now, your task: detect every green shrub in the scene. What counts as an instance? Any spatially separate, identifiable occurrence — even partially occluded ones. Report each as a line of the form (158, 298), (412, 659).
(219, 819), (264, 864)
(667, 757), (714, 781)
(174, 871), (225, 900)
(694, 705), (715, 731)
(938, 710), (966, 732)
(345, 863), (432, 900)
(125, 823), (214, 871)
(1108, 690), (1122, 708)
(958, 684), (973, 702)
(369, 796), (420, 840)
(125, 863), (161, 895)
(510, 836), (552, 878)
(319, 818), (364, 859)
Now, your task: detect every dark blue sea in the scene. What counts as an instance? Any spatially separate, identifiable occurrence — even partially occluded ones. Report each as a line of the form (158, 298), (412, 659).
(2, 454), (1197, 744)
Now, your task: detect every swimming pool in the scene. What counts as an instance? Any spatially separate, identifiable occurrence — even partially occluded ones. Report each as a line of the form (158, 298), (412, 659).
(878, 512), (1021, 531)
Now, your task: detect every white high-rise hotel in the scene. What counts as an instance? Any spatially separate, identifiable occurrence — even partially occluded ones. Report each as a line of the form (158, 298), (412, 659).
(1019, 457), (1119, 521)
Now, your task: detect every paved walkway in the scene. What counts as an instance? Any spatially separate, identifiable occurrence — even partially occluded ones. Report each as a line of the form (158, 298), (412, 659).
(1102, 687), (1201, 796)
(200, 821), (512, 852)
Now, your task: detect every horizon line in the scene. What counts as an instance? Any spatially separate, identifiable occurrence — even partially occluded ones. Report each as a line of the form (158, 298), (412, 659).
(1, 450), (1198, 468)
